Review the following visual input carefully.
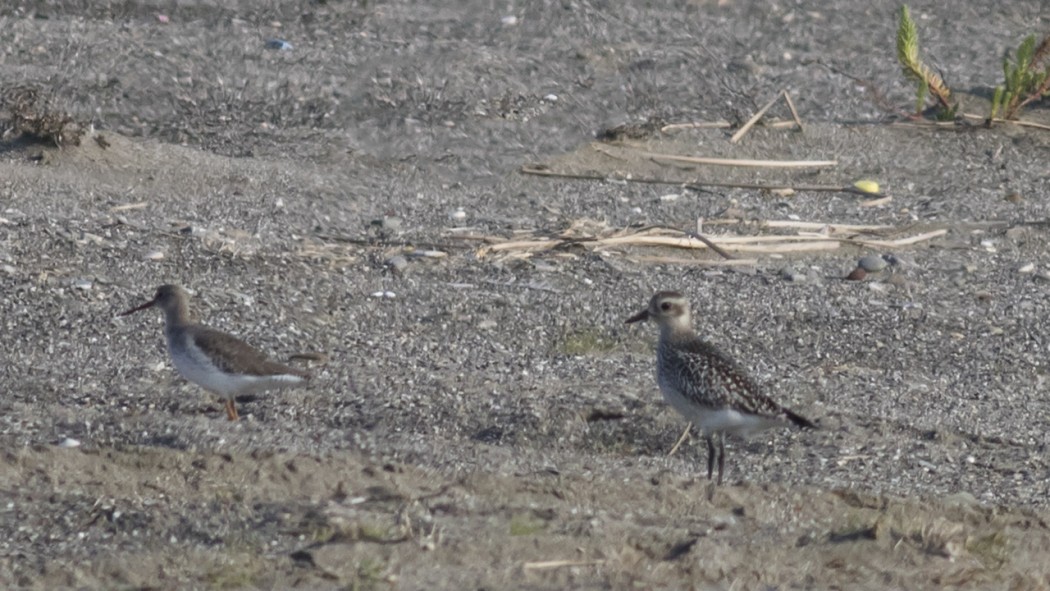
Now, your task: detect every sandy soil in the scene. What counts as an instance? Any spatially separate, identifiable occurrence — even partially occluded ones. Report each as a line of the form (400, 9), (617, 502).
(2, 0), (1050, 589)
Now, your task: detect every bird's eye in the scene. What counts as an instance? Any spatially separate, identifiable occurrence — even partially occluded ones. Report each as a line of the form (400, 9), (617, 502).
(660, 302), (672, 311)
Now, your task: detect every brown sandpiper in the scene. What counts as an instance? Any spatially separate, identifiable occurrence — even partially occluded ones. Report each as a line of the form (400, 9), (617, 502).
(626, 290), (816, 485)
(120, 284), (310, 421)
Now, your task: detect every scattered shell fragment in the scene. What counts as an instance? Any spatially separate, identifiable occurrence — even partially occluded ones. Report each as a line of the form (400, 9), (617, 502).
(73, 279), (93, 291)
(144, 250), (165, 261)
(58, 438), (81, 448)
(1018, 263), (1035, 274)
(449, 207), (467, 221)
(409, 250), (447, 259)
(370, 291), (396, 299)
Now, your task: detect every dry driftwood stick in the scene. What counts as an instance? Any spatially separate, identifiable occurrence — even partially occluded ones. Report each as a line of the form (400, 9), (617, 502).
(591, 234), (844, 253)
(960, 112), (1050, 131)
(615, 145), (838, 169)
(524, 559), (605, 570)
(626, 255), (758, 266)
(783, 90), (804, 131)
(660, 120), (732, 132)
(761, 220), (893, 232)
(847, 229), (947, 248)
(730, 92), (782, 143)
(683, 230), (735, 260)
(519, 165), (884, 198)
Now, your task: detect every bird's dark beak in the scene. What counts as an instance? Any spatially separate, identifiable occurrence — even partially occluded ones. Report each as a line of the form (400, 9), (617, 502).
(119, 298), (157, 317)
(625, 309), (649, 324)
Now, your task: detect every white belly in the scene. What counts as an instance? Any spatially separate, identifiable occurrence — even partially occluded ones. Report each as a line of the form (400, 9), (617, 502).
(657, 377), (783, 437)
(167, 335), (303, 398)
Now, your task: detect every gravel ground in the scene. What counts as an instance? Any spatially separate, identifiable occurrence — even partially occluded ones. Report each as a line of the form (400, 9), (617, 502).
(1, 0), (1050, 589)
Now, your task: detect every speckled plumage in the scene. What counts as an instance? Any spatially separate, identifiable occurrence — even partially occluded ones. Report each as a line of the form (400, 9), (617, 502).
(627, 290), (815, 485)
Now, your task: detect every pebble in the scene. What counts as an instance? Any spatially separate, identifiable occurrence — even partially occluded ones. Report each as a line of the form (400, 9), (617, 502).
(72, 279), (93, 291)
(478, 319), (498, 330)
(858, 254), (888, 272)
(58, 437), (81, 448)
(449, 207), (467, 221)
(845, 267), (866, 281)
(373, 216), (403, 235)
(659, 193), (680, 202)
(385, 255), (409, 273)
(265, 39), (293, 51)
(144, 250), (165, 261)
(1018, 263), (1035, 274)
(781, 269), (807, 283)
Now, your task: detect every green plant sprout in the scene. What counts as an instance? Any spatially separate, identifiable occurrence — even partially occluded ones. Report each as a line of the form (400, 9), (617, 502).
(896, 5), (957, 119)
(990, 35), (1050, 121)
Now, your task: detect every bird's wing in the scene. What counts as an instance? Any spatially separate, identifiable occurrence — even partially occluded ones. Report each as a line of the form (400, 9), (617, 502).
(188, 325), (309, 379)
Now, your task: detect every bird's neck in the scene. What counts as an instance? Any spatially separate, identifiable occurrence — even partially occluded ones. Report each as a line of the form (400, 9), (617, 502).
(659, 317), (695, 342)
(164, 301), (193, 329)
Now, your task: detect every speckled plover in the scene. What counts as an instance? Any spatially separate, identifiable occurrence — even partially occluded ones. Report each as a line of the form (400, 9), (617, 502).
(120, 285), (309, 421)
(626, 290), (815, 485)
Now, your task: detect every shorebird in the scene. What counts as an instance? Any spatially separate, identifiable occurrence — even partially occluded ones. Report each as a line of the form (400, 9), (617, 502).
(120, 284), (309, 421)
(626, 290), (815, 485)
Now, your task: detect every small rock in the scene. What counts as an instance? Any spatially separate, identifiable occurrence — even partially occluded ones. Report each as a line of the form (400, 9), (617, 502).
(369, 291), (396, 299)
(385, 255), (409, 273)
(1004, 192), (1023, 204)
(449, 207), (467, 221)
(58, 438), (81, 448)
(265, 39), (293, 51)
(845, 267), (866, 281)
(73, 279), (93, 291)
(501, 15), (518, 25)
(478, 319), (497, 330)
(858, 254), (888, 272)
(1018, 263), (1035, 274)
(144, 250), (165, 261)
(781, 269), (807, 283)
(373, 216), (403, 235)
(659, 193), (680, 202)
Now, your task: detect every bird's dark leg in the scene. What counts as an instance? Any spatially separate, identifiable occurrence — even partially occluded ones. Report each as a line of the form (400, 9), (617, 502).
(716, 434), (726, 486)
(706, 435), (716, 480)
